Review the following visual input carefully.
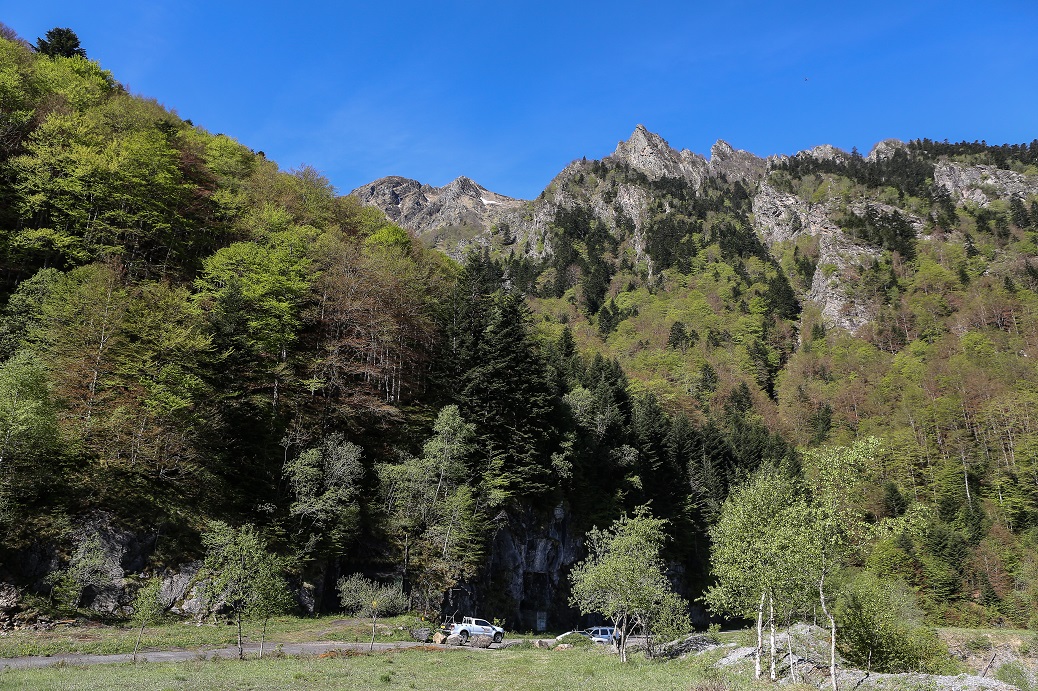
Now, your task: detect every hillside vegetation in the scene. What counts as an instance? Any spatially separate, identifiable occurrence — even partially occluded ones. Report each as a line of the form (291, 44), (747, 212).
(1, 27), (1038, 647)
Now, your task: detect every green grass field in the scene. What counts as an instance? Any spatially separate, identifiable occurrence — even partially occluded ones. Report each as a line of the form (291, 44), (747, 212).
(0, 645), (789, 691)
(0, 614), (422, 658)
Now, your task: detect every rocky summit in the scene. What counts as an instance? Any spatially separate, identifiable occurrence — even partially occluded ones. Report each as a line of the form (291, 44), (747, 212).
(355, 125), (1038, 333)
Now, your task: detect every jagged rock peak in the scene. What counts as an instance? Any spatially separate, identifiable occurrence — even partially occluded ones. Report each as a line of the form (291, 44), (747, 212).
(796, 143), (849, 163)
(610, 124), (707, 183)
(709, 139), (767, 184)
(710, 139), (737, 159)
(866, 139), (907, 162)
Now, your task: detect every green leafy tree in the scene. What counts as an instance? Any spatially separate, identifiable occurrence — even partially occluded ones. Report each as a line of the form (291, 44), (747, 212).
(47, 532), (118, 611)
(283, 433), (364, 559)
(194, 233), (312, 413)
(337, 573), (409, 650)
(706, 468), (813, 680)
(569, 506), (690, 662)
(801, 437), (876, 690)
(130, 577), (164, 662)
(378, 405), (483, 611)
(200, 521), (291, 659)
(0, 351), (58, 528)
(834, 571), (947, 673)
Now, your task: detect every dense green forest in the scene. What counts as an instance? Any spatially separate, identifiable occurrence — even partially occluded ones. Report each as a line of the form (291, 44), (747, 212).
(1, 27), (1037, 639)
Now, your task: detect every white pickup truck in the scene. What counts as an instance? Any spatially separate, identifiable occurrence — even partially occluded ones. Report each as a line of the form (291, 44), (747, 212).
(443, 616), (505, 644)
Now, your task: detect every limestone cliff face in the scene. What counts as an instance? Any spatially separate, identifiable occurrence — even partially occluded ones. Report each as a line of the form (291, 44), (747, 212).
(353, 126), (769, 275)
(353, 127), (1031, 338)
(866, 138), (908, 162)
(350, 175), (526, 257)
(708, 139), (768, 184)
(609, 124), (709, 184)
(752, 182), (881, 332)
(465, 505), (583, 631)
(934, 162), (1038, 206)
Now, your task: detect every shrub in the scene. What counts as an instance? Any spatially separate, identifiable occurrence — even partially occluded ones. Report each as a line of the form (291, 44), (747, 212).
(996, 661), (1033, 691)
(337, 573), (409, 617)
(834, 571), (949, 673)
(965, 634), (993, 653)
(556, 632), (592, 648)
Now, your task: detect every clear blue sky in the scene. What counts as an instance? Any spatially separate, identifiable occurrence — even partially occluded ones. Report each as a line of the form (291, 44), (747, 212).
(5, 1), (1038, 199)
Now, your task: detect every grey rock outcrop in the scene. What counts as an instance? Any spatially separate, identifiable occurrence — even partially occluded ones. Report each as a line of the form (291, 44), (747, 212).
(934, 162), (1038, 206)
(796, 143), (849, 163)
(708, 139), (767, 184)
(659, 633), (722, 659)
(752, 182), (882, 332)
(64, 513), (155, 614)
(453, 503), (581, 632)
(866, 138), (907, 162)
(160, 560), (205, 618)
(610, 124), (708, 184)
(350, 175), (525, 256)
(0, 582), (19, 611)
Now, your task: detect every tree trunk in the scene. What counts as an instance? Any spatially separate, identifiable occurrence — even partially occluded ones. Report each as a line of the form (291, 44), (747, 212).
(819, 572), (837, 691)
(769, 592), (777, 681)
(260, 616), (268, 658)
(755, 590), (765, 679)
(236, 610), (244, 659)
(618, 614), (628, 663)
(133, 622), (145, 662)
(786, 630), (797, 683)
(370, 611), (378, 651)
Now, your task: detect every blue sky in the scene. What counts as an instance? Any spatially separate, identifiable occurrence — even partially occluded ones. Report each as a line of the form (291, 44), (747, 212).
(5, 1), (1038, 199)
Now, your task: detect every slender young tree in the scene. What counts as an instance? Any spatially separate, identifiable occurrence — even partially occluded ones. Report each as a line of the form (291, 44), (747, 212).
(706, 468), (813, 680)
(570, 506), (690, 662)
(130, 578), (164, 662)
(200, 522), (290, 659)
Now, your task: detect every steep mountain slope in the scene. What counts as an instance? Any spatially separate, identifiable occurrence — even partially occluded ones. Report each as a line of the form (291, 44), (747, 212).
(356, 125), (1038, 344)
(357, 131), (1038, 627)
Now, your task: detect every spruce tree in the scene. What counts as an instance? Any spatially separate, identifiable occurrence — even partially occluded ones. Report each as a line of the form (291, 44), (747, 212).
(35, 27), (86, 58)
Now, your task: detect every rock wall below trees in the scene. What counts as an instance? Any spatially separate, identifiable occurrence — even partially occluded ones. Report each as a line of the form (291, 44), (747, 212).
(449, 503), (584, 632)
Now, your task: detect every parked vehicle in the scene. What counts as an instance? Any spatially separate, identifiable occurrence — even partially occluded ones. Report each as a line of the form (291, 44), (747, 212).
(554, 626), (618, 645)
(586, 626), (619, 644)
(442, 616), (505, 644)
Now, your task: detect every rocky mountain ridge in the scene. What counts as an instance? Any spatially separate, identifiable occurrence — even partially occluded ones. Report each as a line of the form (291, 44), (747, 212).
(354, 126), (1038, 333)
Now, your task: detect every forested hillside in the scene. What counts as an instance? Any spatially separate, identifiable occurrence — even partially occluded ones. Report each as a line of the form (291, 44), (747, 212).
(2, 27), (1038, 637)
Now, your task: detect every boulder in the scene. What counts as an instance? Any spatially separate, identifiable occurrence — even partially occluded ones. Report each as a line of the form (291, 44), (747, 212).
(658, 633), (721, 659)
(554, 643), (572, 651)
(534, 639), (552, 649)
(161, 561), (204, 618)
(296, 581), (315, 614)
(446, 634), (463, 646)
(471, 634), (493, 649)
(0, 582), (19, 612)
(432, 631), (448, 644)
(411, 627), (432, 643)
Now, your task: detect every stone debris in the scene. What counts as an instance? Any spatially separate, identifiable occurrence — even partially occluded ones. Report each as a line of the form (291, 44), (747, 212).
(658, 633), (722, 659)
(470, 634), (493, 649)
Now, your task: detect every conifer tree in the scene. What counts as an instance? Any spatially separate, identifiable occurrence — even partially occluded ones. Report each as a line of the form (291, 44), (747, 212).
(35, 27), (86, 58)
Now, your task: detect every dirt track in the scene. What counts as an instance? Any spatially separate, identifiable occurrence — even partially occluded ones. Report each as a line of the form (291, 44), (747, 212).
(0, 639), (514, 670)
